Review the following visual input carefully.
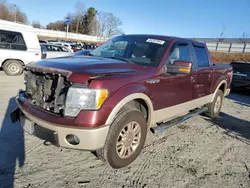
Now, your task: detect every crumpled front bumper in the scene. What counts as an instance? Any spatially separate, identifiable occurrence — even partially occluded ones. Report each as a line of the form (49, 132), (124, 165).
(11, 92), (110, 151)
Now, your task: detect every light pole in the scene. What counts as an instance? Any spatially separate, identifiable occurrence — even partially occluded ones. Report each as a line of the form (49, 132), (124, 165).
(64, 26), (69, 39)
(65, 17), (71, 39)
(66, 24), (69, 39)
(14, 5), (17, 22)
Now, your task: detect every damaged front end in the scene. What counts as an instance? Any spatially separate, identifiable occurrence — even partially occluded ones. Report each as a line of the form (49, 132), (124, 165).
(23, 68), (72, 115)
(18, 62), (133, 117)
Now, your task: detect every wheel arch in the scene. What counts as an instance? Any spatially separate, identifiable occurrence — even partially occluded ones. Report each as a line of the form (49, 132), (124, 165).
(1, 58), (25, 68)
(212, 80), (227, 102)
(105, 93), (154, 127)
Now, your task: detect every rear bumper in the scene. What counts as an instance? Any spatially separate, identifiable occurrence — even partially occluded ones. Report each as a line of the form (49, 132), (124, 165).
(15, 98), (109, 150)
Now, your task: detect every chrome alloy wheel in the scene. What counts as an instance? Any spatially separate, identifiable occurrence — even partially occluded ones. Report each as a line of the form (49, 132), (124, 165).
(214, 96), (221, 113)
(116, 121), (141, 158)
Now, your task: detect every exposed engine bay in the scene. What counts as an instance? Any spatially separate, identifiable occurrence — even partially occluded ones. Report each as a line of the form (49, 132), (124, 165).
(24, 70), (70, 115)
(23, 64), (132, 116)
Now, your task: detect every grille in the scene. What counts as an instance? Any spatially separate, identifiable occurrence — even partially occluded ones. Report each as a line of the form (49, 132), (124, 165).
(24, 70), (69, 114)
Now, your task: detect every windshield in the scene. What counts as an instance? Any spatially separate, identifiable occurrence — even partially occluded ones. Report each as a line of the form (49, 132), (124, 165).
(90, 35), (169, 67)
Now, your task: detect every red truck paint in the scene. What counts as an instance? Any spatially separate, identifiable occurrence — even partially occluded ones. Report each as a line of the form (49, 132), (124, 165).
(19, 35), (232, 128)
(13, 34), (234, 169)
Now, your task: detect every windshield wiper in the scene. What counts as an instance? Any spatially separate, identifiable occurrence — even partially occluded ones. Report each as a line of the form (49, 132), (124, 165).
(105, 56), (134, 64)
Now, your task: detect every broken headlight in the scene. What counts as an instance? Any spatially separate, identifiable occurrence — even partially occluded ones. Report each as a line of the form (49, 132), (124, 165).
(64, 87), (108, 117)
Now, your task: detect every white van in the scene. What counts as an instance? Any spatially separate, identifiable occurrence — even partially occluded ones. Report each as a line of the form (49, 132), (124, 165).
(0, 20), (42, 76)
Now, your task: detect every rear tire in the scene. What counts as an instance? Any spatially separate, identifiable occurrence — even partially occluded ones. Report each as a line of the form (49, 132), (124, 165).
(3, 60), (23, 76)
(205, 89), (224, 118)
(96, 107), (147, 169)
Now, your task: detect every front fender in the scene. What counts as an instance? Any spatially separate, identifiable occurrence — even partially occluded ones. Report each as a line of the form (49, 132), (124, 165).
(104, 84), (154, 126)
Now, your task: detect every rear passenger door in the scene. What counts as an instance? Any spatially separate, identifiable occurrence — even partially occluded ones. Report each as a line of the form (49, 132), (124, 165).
(192, 44), (213, 98)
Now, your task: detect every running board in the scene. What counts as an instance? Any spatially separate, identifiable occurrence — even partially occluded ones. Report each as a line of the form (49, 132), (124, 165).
(150, 107), (208, 133)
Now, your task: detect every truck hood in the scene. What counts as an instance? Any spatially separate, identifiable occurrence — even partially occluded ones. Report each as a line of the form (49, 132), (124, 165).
(26, 56), (143, 83)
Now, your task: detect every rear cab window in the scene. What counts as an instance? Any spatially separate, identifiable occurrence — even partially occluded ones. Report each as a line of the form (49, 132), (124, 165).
(0, 29), (27, 51)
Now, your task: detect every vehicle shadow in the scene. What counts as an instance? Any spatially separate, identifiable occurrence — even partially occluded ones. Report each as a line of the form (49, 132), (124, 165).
(205, 112), (250, 145)
(227, 89), (250, 107)
(0, 97), (25, 188)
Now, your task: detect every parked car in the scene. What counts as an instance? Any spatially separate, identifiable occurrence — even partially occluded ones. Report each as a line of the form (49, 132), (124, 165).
(46, 39), (59, 44)
(41, 44), (72, 59)
(70, 44), (83, 52)
(52, 42), (74, 53)
(0, 20), (42, 75)
(77, 42), (85, 48)
(40, 45), (47, 59)
(61, 40), (76, 45)
(39, 39), (48, 44)
(11, 34), (232, 169)
(72, 49), (93, 56)
(83, 43), (97, 50)
(230, 60), (250, 90)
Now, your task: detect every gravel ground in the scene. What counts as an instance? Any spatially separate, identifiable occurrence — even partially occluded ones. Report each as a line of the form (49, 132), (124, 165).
(0, 71), (250, 188)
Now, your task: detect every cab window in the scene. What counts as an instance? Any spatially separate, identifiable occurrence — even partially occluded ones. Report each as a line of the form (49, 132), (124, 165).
(194, 46), (210, 67)
(168, 43), (191, 64)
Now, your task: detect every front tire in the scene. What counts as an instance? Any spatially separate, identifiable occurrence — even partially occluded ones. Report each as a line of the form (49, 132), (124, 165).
(96, 108), (147, 169)
(205, 89), (224, 118)
(3, 60), (23, 76)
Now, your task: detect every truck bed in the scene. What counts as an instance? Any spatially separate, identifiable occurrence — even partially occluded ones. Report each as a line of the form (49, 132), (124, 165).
(213, 62), (232, 70)
(230, 61), (250, 89)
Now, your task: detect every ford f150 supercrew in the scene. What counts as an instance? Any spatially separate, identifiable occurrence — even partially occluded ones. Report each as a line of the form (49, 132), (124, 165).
(11, 34), (233, 169)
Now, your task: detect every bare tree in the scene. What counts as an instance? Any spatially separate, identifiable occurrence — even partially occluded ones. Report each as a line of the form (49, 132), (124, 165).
(218, 24), (226, 42)
(45, 5), (123, 37)
(239, 32), (248, 43)
(0, 3), (12, 21)
(75, 0), (85, 33)
(97, 12), (123, 37)
(0, 1), (27, 23)
(15, 8), (27, 23)
(47, 21), (65, 31)
(32, 20), (41, 28)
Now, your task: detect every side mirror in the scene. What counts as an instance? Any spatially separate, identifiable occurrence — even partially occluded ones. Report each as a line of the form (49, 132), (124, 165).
(164, 60), (192, 74)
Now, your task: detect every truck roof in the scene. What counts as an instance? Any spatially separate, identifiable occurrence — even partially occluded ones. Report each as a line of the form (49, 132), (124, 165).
(0, 19), (34, 32)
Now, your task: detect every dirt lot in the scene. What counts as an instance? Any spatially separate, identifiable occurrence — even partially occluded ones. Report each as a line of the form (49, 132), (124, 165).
(0, 71), (250, 188)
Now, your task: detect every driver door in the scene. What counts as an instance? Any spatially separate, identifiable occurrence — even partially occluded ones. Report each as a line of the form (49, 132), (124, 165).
(152, 42), (195, 110)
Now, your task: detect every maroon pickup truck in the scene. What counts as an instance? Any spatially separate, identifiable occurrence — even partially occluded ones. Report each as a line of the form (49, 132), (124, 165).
(11, 34), (233, 169)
